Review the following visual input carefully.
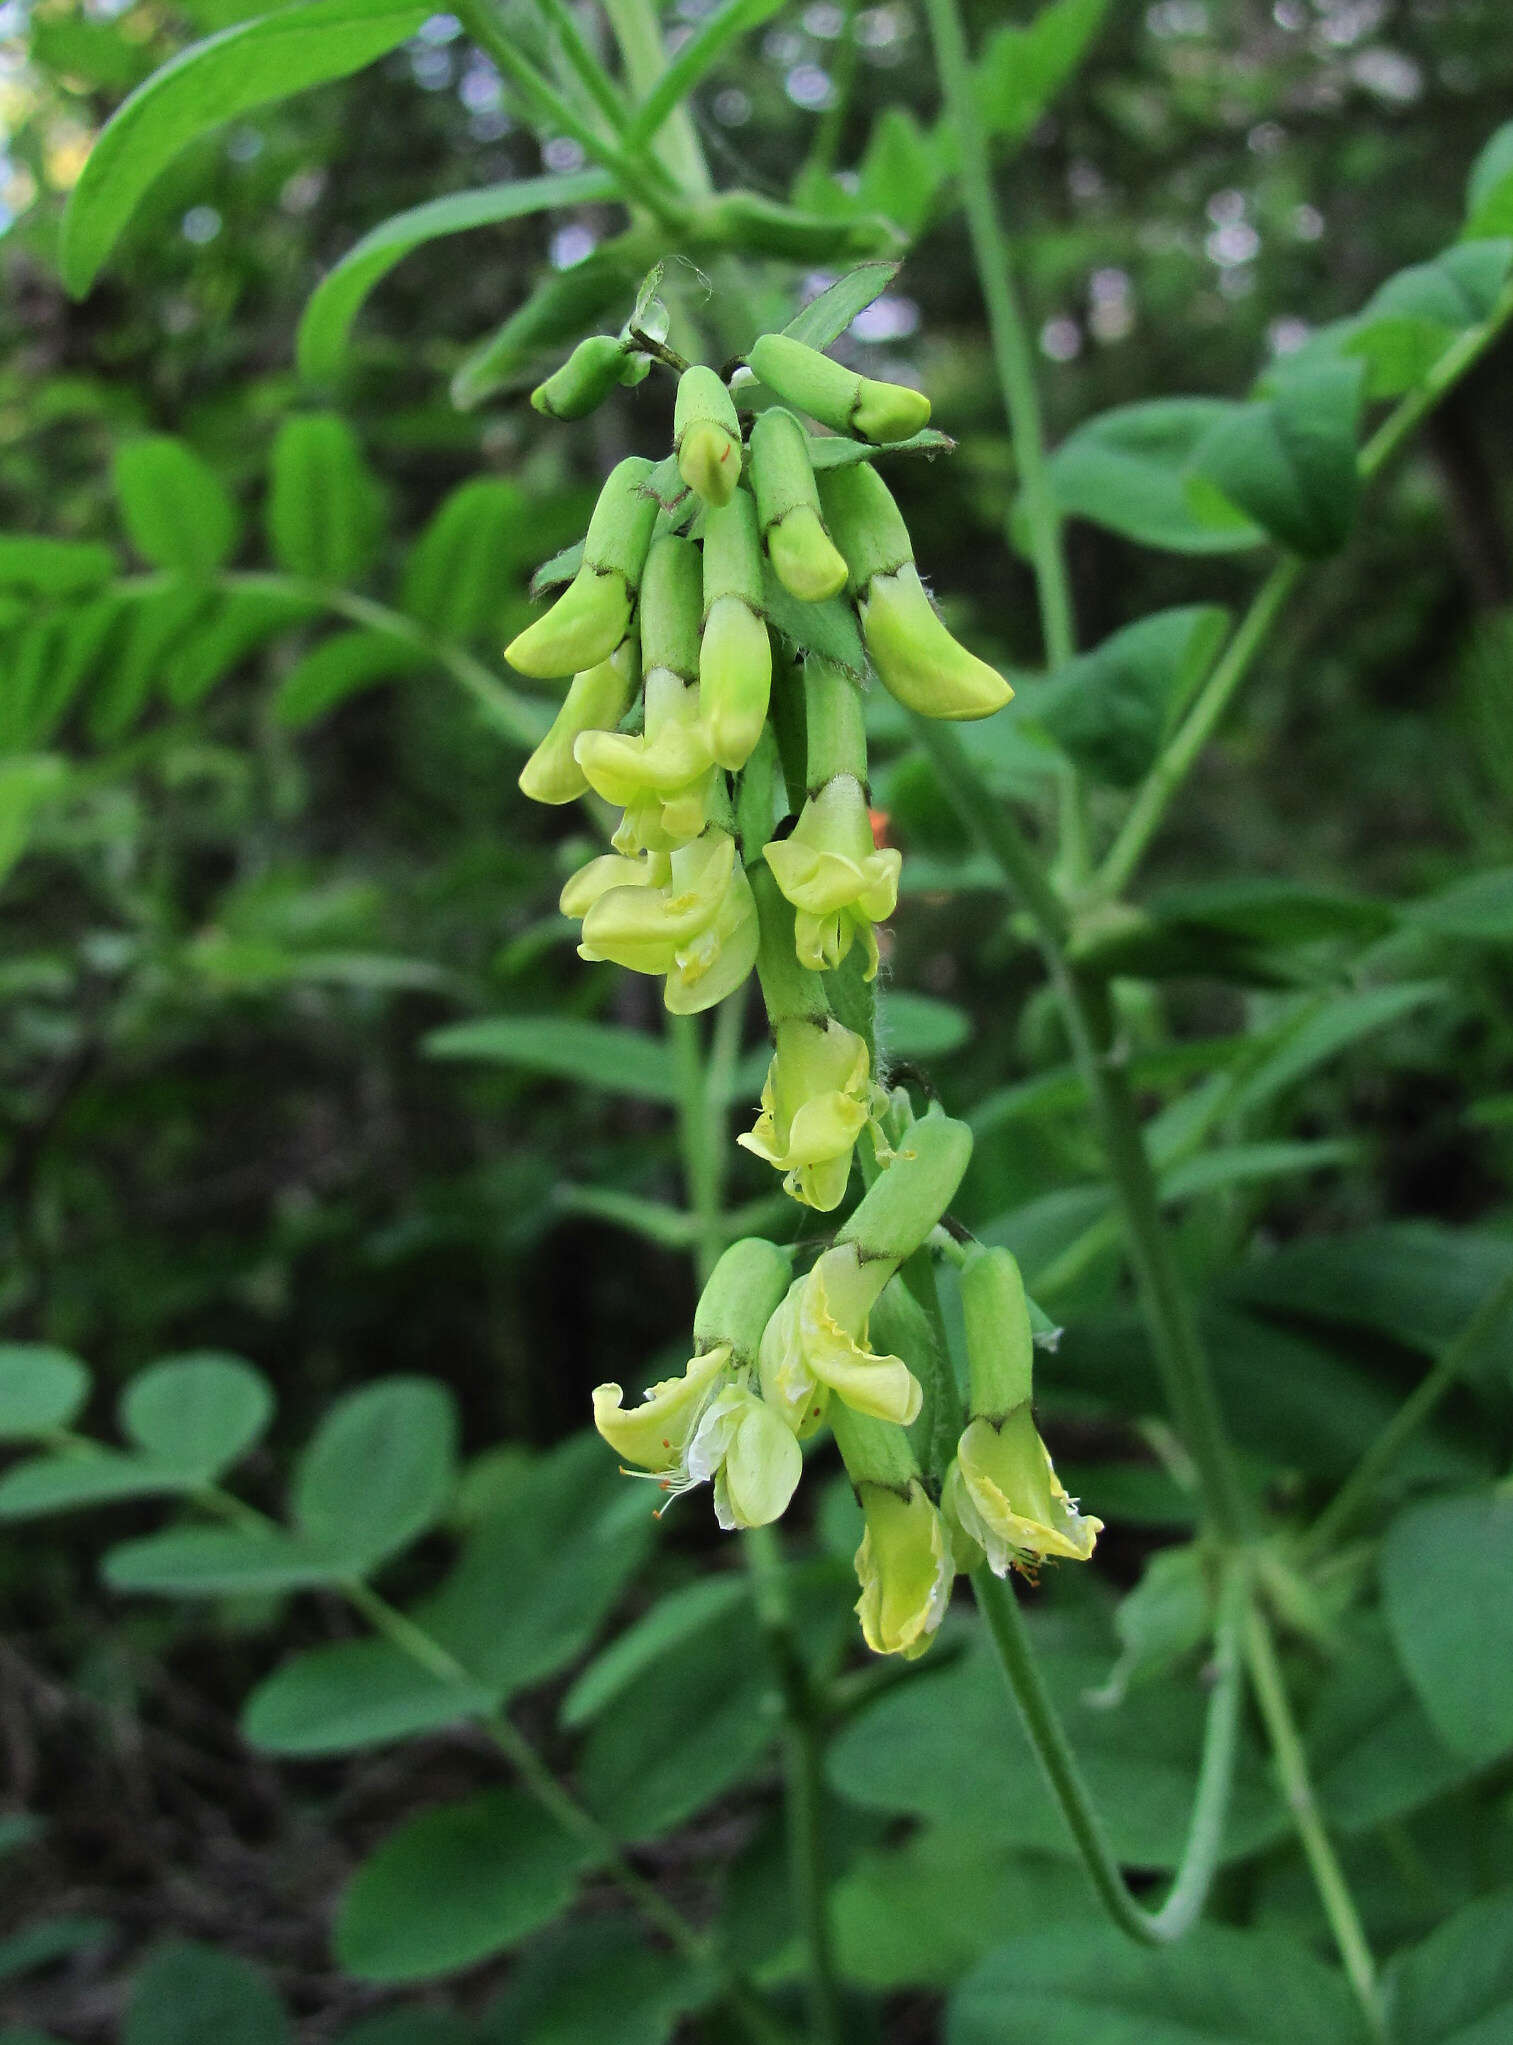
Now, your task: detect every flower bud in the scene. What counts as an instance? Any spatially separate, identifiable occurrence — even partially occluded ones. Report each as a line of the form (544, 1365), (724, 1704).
(518, 641), (638, 805)
(759, 1247), (922, 1431)
(835, 1109), (973, 1270)
(559, 848), (661, 922)
(853, 1478), (953, 1659)
(749, 408), (848, 603)
(507, 457), (659, 678)
(764, 773), (900, 977)
(675, 364), (743, 508)
(694, 1236), (795, 1364)
(820, 463), (1012, 721)
(748, 332), (931, 445)
(737, 1014), (875, 1212)
(698, 489), (772, 769)
(531, 334), (631, 421)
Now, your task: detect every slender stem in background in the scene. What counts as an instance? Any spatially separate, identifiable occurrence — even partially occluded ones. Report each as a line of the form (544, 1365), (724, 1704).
(1243, 1601), (1387, 2042)
(602, 0), (714, 198)
(972, 1560), (1246, 1945)
(1301, 1266), (1513, 1561)
(535, 0), (632, 137)
(806, 0), (861, 180)
(919, 0), (1086, 878)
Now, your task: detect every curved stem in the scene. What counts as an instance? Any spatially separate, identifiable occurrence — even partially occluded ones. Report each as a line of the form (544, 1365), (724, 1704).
(973, 1561), (1246, 1945)
(602, 0), (714, 199)
(1243, 1600), (1387, 2042)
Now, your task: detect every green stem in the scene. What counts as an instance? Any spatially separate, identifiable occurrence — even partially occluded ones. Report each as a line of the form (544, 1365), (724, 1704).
(972, 1561), (1245, 1944)
(805, 0), (861, 180)
(670, 1009), (727, 1285)
(1094, 279), (1513, 902)
(534, 0), (632, 137)
(455, 0), (681, 217)
(1301, 1267), (1513, 1561)
(602, 0), (714, 198)
(1243, 1601), (1387, 2041)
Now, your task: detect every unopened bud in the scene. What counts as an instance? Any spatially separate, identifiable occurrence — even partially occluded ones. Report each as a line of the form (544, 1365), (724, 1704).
(675, 365), (743, 508)
(507, 457), (658, 677)
(852, 1475), (953, 1659)
(749, 332), (931, 444)
(694, 1237), (795, 1365)
(531, 334), (630, 421)
(749, 408), (848, 603)
(700, 490), (771, 768)
(518, 642), (638, 805)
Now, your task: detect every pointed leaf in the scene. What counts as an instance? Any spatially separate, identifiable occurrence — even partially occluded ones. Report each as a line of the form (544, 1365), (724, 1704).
(424, 1016), (681, 1105)
(114, 436), (238, 575)
(782, 261), (901, 350)
(266, 414), (384, 582)
(1382, 1487), (1513, 1765)
(273, 627), (429, 728)
(1045, 399), (1266, 554)
(1193, 358), (1365, 559)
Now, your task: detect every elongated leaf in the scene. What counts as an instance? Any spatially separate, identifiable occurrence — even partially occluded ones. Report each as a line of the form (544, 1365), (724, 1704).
(783, 261), (901, 350)
(242, 1637), (499, 1756)
(1193, 357), (1365, 558)
(0, 1348), (89, 1438)
(972, 0), (1110, 151)
(266, 414), (383, 581)
(401, 478), (535, 639)
(104, 1525), (343, 1595)
(124, 1941), (290, 2045)
(1463, 119), (1513, 239)
(0, 537), (116, 596)
(162, 587), (318, 708)
(948, 1922), (1366, 2045)
(425, 1016), (681, 1105)
(805, 428), (955, 470)
(0, 1916), (111, 1984)
(0, 1450), (196, 1518)
(119, 1354), (273, 1480)
(274, 627), (428, 729)
(60, 0), (432, 296)
(0, 756), (69, 889)
(114, 437), (238, 575)
(297, 170), (615, 379)
(1407, 866), (1513, 941)
(1383, 1488), (1513, 1765)
(1045, 399), (1265, 554)
(451, 252), (639, 411)
(293, 1378), (455, 1574)
(1226, 980), (1442, 1118)
(627, 0), (787, 146)
(1385, 1887), (1513, 2045)
(561, 1574), (750, 1729)
(335, 1791), (593, 1983)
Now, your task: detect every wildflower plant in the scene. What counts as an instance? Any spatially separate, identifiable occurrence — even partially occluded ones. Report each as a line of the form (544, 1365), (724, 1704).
(4, 3), (1513, 2042)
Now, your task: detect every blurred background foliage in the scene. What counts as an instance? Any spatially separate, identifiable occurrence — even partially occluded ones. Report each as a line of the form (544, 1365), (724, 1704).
(2, 0), (1513, 2038)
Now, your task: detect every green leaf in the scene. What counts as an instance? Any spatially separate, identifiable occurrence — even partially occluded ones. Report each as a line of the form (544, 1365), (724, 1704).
(416, 1434), (655, 1703)
(477, 1917), (708, 2045)
(1045, 399), (1266, 554)
(334, 1790), (592, 1984)
(0, 1345), (89, 1437)
(123, 1940), (290, 2045)
(402, 478), (536, 639)
(162, 587), (319, 708)
(855, 108), (945, 237)
(0, 756), (69, 889)
(1464, 120), (1513, 239)
(0, 1916), (112, 1984)
(1385, 1887), (1513, 2045)
(876, 989), (971, 1061)
(1029, 606), (1229, 787)
(333, 2017), (474, 2045)
(1193, 357), (1365, 559)
(451, 251), (639, 411)
(273, 628), (429, 729)
(0, 1814), (41, 1857)
(625, 0), (788, 147)
(0, 1450), (197, 1518)
(119, 1353), (273, 1480)
(1225, 981), (1442, 1119)
(59, 0), (432, 296)
(293, 1378), (456, 1574)
(425, 1016), (681, 1105)
(297, 170), (616, 379)
(104, 1525), (343, 1595)
(92, 585), (217, 741)
(947, 1922), (1367, 2045)
(241, 1637), (499, 1756)
(760, 565), (867, 677)
(1382, 1488), (1513, 1765)
(114, 436), (238, 575)
(973, 0), (1110, 151)
(1308, 1618), (1480, 1834)
(266, 414), (384, 582)
(561, 1574), (750, 1729)
(1407, 866), (1513, 941)
(0, 536), (117, 596)
(805, 428), (956, 470)
(1344, 243), (1513, 398)
(782, 261), (902, 350)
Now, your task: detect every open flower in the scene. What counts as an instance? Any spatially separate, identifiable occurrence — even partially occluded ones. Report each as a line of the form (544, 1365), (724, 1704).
(592, 1349), (799, 1528)
(758, 1249), (922, 1434)
(736, 1015), (876, 1211)
(854, 1479), (953, 1659)
(943, 1409), (1102, 1577)
(575, 668), (715, 855)
(576, 828), (758, 1014)
(763, 774), (901, 978)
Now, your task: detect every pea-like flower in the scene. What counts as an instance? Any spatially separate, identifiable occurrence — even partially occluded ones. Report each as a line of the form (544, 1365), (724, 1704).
(593, 1348), (801, 1529)
(943, 1408), (1102, 1577)
(736, 1014), (876, 1211)
(758, 1247), (923, 1432)
(763, 774), (901, 978)
(575, 667), (715, 855)
(575, 828), (758, 1014)
(853, 1479), (953, 1659)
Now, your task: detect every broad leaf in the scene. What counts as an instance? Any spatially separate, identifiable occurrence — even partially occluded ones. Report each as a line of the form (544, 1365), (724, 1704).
(266, 414), (383, 582)
(104, 1526), (345, 1595)
(561, 1574), (750, 1729)
(119, 1353), (273, 1480)
(1045, 399), (1265, 554)
(477, 1917), (708, 2045)
(0, 1346), (89, 1437)
(297, 171), (616, 379)
(114, 436), (238, 575)
(1029, 606), (1229, 786)
(1382, 1488), (1513, 1765)
(242, 1637), (498, 1756)
(401, 478), (536, 640)
(123, 1941), (290, 2045)
(1463, 120), (1513, 239)
(1193, 357), (1365, 559)
(292, 1378), (456, 1573)
(425, 1015), (681, 1105)
(876, 989), (971, 1061)
(335, 1791), (592, 1983)
(1385, 1887), (1513, 2045)
(0, 1916), (111, 1985)
(60, 0), (432, 295)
